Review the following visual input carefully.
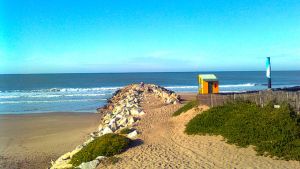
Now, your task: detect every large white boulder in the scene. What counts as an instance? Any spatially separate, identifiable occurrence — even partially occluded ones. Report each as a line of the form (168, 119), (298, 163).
(127, 130), (138, 139)
(102, 127), (113, 134)
(118, 117), (128, 127)
(78, 159), (100, 169)
(128, 117), (136, 125)
(130, 108), (144, 116)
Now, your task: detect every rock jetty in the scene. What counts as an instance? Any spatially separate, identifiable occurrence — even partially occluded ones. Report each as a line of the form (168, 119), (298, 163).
(50, 84), (180, 169)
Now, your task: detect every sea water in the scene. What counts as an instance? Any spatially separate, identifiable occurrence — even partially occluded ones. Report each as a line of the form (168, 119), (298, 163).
(0, 71), (299, 114)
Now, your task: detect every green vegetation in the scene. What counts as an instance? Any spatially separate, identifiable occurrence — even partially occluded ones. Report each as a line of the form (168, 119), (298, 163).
(70, 133), (131, 166)
(185, 101), (300, 160)
(119, 128), (134, 134)
(173, 100), (198, 116)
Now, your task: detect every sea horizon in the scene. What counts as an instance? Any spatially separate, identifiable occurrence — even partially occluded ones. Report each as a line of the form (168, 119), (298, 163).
(1, 70), (300, 75)
(0, 71), (299, 114)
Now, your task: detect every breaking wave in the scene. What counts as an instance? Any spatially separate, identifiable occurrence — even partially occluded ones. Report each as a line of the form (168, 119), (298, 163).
(165, 86), (198, 89)
(0, 99), (107, 104)
(219, 83), (257, 88)
(1, 87), (122, 93)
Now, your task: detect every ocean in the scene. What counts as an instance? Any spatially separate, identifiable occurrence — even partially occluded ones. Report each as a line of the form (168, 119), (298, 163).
(0, 71), (299, 114)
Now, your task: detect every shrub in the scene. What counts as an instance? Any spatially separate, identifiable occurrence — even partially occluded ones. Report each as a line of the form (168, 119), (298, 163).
(119, 128), (134, 134)
(70, 133), (131, 166)
(185, 101), (300, 160)
(173, 100), (198, 116)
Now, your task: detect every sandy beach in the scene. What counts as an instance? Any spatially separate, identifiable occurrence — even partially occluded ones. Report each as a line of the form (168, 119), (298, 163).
(2, 92), (300, 169)
(0, 93), (195, 169)
(0, 112), (102, 169)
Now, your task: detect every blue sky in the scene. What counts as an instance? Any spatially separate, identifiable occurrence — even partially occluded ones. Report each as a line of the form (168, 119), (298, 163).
(1, 0), (300, 73)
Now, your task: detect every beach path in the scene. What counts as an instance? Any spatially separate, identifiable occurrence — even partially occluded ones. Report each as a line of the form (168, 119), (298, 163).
(98, 93), (300, 169)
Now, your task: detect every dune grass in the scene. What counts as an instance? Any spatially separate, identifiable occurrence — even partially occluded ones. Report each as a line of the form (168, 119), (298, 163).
(173, 100), (198, 116)
(70, 133), (131, 166)
(185, 100), (300, 160)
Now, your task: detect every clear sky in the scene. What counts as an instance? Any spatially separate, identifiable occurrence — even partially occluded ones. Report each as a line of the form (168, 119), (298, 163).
(1, 0), (300, 74)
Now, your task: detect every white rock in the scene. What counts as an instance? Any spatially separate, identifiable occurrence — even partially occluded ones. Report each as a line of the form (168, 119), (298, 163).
(61, 152), (71, 160)
(78, 159), (100, 169)
(108, 118), (116, 125)
(83, 137), (94, 146)
(98, 124), (103, 131)
(50, 159), (72, 169)
(102, 127), (113, 134)
(130, 108), (144, 116)
(127, 130), (138, 139)
(128, 117), (136, 125)
(115, 114), (123, 119)
(96, 156), (106, 160)
(129, 108), (138, 115)
(139, 110), (145, 115)
(69, 147), (82, 158)
(274, 105), (280, 109)
(118, 117), (128, 126)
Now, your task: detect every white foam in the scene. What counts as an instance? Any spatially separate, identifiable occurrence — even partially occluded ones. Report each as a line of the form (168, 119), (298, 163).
(46, 87), (122, 92)
(0, 95), (20, 99)
(219, 90), (247, 93)
(165, 86), (198, 89)
(0, 98), (107, 104)
(29, 94), (62, 98)
(220, 83), (256, 88)
(4, 87), (122, 93)
(64, 93), (107, 97)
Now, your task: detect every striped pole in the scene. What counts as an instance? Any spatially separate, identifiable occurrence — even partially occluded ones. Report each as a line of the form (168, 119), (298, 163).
(266, 57), (271, 89)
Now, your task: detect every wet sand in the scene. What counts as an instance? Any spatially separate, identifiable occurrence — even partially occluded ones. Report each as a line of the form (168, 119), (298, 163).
(0, 112), (102, 169)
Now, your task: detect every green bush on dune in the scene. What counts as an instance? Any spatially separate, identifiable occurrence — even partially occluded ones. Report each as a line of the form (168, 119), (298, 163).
(185, 100), (300, 160)
(173, 100), (198, 116)
(70, 133), (131, 166)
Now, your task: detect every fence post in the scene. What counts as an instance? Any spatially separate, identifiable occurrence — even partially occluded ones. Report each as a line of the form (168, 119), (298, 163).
(211, 94), (213, 107)
(259, 91), (263, 107)
(297, 92), (300, 112)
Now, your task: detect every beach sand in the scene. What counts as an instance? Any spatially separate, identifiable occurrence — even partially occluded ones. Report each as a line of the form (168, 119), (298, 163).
(0, 112), (102, 169)
(2, 92), (300, 169)
(97, 93), (300, 169)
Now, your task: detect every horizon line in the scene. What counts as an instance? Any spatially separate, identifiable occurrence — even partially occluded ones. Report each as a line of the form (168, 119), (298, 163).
(1, 70), (300, 75)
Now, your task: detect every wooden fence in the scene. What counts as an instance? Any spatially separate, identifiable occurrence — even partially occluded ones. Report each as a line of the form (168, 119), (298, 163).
(197, 90), (300, 112)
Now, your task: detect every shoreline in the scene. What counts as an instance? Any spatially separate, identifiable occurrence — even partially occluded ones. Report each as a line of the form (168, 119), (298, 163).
(0, 93), (197, 116)
(0, 111), (96, 116)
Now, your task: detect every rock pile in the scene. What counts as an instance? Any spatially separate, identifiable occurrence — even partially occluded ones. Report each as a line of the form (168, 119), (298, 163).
(50, 84), (180, 169)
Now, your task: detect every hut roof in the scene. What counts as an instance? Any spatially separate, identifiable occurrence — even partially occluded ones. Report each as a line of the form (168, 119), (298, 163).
(198, 74), (218, 81)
